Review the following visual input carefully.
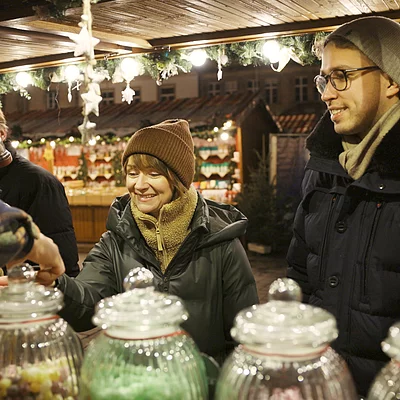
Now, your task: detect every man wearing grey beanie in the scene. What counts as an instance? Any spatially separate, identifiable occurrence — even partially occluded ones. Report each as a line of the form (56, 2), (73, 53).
(287, 16), (400, 397)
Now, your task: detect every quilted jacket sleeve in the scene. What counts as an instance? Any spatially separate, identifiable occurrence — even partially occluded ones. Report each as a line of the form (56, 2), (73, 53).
(57, 231), (119, 332)
(286, 168), (317, 303)
(222, 238), (259, 354)
(0, 200), (37, 267)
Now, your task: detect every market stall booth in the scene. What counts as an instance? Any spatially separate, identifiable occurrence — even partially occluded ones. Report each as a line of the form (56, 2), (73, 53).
(6, 91), (279, 243)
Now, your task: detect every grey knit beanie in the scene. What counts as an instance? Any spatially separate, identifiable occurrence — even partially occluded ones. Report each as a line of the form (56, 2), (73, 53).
(327, 16), (400, 84)
(122, 119), (195, 189)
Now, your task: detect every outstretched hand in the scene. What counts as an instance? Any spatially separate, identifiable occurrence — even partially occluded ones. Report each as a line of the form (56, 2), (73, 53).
(5, 233), (65, 287)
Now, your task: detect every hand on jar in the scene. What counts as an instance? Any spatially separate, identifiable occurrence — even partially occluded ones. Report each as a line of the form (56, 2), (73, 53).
(0, 233), (66, 287)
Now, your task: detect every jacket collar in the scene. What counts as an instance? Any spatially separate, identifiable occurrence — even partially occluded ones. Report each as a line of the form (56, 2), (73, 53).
(307, 110), (400, 178)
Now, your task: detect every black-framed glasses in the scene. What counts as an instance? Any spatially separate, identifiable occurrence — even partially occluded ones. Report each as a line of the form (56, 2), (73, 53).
(314, 66), (380, 94)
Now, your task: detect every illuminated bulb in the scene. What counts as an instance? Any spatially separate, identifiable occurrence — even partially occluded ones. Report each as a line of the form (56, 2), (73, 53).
(95, 135), (101, 140)
(27, 139), (32, 145)
(15, 72), (32, 88)
(213, 127), (219, 132)
(220, 132), (230, 141)
(223, 120), (232, 129)
(120, 57), (140, 80)
(64, 65), (80, 82)
(50, 141), (56, 149)
(40, 138), (46, 143)
(69, 136), (75, 142)
(190, 49), (208, 67)
(263, 40), (281, 63)
(88, 138), (97, 146)
(11, 140), (19, 149)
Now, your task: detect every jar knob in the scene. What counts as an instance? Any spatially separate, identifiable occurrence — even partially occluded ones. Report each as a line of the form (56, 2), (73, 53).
(123, 267), (154, 292)
(268, 278), (302, 302)
(8, 263), (36, 292)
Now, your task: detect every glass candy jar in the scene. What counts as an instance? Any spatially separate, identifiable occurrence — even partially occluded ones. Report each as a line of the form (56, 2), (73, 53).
(215, 278), (358, 400)
(80, 267), (208, 400)
(368, 322), (400, 399)
(0, 264), (83, 399)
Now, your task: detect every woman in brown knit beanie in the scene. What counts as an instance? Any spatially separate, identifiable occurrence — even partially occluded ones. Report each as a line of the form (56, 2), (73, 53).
(33, 119), (259, 375)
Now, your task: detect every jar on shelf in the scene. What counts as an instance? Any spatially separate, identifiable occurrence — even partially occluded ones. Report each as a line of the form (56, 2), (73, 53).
(367, 322), (400, 399)
(79, 267), (208, 400)
(0, 264), (83, 399)
(215, 278), (358, 400)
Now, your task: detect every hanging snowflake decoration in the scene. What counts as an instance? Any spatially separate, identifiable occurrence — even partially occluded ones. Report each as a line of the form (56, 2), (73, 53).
(69, 0), (102, 144)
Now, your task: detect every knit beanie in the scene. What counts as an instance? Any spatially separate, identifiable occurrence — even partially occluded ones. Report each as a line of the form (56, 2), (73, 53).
(122, 119), (195, 188)
(327, 16), (400, 84)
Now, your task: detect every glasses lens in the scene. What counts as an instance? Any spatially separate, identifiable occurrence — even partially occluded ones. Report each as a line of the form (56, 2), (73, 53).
(314, 75), (326, 94)
(330, 70), (346, 91)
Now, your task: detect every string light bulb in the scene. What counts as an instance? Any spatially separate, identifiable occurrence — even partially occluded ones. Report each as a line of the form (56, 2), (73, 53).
(263, 40), (281, 64)
(190, 49), (208, 67)
(15, 72), (32, 88)
(220, 132), (230, 141)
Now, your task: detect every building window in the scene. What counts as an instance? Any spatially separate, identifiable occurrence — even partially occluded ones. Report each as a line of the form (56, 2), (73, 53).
(208, 82), (221, 96)
(265, 79), (278, 104)
(295, 77), (308, 102)
(225, 80), (237, 94)
(102, 90), (114, 105)
(132, 88), (141, 102)
(46, 91), (57, 109)
(159, 85), (175, 101)
(247, 79), (259, 93)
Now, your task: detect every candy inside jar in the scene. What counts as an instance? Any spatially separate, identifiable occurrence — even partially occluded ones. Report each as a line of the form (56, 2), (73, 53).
(0, 264), (83, 399)
(367, 322), (400, 399)
(79, 267), (208, 400)
(215, 278), (358, 400)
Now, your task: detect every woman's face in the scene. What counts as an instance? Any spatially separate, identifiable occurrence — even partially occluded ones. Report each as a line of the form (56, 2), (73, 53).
(126, 158), (174, 218)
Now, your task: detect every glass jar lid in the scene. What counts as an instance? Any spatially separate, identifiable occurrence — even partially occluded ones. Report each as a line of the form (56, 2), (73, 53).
(382, 322), (400, 360)
(92, 268), (188, 335)
(0, 264), (63, 321)
(231, 278), (338, 350)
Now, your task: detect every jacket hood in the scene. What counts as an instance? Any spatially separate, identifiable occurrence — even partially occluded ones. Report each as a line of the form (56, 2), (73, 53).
(106, 192), (248, 249)
(307, 110), (400, 178)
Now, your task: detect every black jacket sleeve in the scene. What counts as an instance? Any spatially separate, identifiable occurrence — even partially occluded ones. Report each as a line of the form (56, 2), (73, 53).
(0, 200), (37, 267)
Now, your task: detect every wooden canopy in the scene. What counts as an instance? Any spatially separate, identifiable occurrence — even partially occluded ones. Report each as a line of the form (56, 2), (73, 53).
(2, 0), (400, 73)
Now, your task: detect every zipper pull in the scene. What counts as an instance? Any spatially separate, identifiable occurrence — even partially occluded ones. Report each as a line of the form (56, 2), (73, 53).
(156, 226), (163, 251)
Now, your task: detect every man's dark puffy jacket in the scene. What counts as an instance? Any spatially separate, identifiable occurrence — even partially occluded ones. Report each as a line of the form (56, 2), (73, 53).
(0, 143), (79, 277)
(287, 111), (400, 396)
(58, 192), (259, 362)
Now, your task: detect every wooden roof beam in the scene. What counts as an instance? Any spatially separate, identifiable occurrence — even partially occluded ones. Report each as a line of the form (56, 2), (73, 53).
(149, 10), (400, 49)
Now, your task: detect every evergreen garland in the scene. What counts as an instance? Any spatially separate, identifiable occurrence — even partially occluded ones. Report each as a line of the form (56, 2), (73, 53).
(139, 50), (192, 83)
(229, 41), (265, 66)
(277, 33), (327, 65)
(0, 32), (329, 99)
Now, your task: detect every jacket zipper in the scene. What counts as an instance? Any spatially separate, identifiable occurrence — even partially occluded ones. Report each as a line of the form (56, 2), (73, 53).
(361, 201), (383, 300)
(318, 194), (337, 282)
(155, 223), (169, 268)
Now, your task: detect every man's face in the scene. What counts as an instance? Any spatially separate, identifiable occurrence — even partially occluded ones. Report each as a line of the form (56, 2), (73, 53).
(320, 42), (397, 138)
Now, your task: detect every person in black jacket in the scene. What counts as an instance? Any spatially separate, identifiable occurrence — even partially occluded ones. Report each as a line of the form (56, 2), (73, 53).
(0, 109), (79, 277)
(0, 200), (65, 282)
(17, 118), (259, 364)
(287, 16), (400, 397)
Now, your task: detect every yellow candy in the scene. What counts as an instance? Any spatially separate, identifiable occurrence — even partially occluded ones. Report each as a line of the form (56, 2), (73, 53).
(30, 380), (42, 393)
(0, 377), (11, 390)
(49, 369), (61, 381)
(41, 389), (54, 400)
